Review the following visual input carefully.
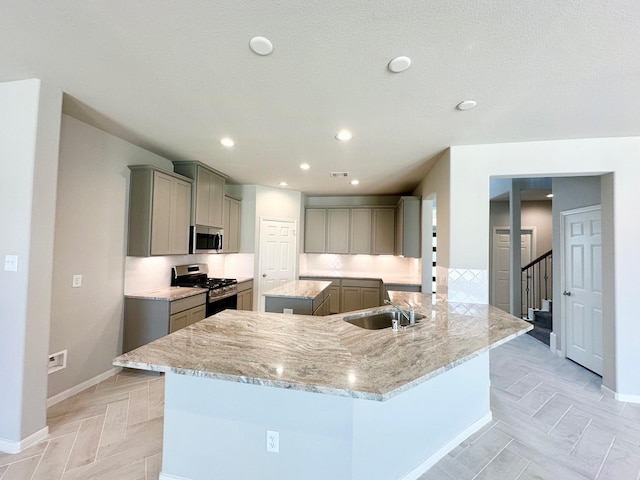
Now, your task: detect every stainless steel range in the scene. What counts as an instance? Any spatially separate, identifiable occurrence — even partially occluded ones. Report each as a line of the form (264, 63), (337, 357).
(171, 263), (237, 317)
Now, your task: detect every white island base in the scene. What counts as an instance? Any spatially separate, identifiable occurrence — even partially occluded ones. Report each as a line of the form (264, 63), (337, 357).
(160, 353), (491, 480)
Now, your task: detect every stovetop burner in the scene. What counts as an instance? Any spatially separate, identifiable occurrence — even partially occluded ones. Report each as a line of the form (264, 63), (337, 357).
(171, 264), (237, 292)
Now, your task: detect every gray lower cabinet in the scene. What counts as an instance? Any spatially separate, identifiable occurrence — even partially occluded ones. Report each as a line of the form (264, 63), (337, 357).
(299, 277), (383, 313)
(384, 283), (422, 293)
(123, 293), (206, 353)
(341, 279), (383, 312)
(328, 284), (341, 314)
(127, 166), (192, 256)
(237, 279), (254, 311)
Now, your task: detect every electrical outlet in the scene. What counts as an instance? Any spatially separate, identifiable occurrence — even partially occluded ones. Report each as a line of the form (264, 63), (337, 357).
(4, 254), (18, 272)
(283, 308), (293, 314)
(266, 430), (279, 453)
(48, 350), (67, 374)
(72, 274), (82, 288)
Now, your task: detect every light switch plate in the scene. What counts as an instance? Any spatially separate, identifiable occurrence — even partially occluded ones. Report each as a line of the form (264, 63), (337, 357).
(4, 255), (18, 271)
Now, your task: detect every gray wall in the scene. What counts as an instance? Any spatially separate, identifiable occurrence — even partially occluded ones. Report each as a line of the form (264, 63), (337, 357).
(551, 175), (601, 351)
(0, 79), (61, 445)
(48, 115), (173, 397)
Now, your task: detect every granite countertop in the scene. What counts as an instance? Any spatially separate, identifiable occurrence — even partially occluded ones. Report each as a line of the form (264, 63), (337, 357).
(263, 280), (333, 299)
(125, 286), (208, 301)
(113, 294), (531, 401)
(299, 272), (421, 286)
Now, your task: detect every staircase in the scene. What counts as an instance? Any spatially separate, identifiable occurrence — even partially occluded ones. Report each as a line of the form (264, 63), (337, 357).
(522, 250), (552, 345)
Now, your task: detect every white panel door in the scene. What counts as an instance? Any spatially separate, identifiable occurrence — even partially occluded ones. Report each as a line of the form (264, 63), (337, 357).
(491, 228), (533, 313)
(259, 218), (297, 311)
(563, 207), (602, 375)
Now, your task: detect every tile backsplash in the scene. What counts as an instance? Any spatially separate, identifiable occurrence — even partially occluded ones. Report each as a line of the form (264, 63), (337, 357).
(300, 254), (421, 280)
(446, 268), (488, 304)
(124, 254), (254, 294)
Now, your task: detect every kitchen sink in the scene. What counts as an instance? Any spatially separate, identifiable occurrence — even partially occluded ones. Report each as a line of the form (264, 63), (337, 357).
(344, 310), (425, 330)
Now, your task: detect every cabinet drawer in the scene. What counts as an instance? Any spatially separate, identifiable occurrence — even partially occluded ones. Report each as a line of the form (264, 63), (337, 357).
(341, 279), (381, 289)
(170, 293), (207, 314)
(237, 280), (254, 293)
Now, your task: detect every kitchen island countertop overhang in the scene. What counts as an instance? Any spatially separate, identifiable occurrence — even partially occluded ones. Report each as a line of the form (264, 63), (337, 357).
(113, 294), (531, 401)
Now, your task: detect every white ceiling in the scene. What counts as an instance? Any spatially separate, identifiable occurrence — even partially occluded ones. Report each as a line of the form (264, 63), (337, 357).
(2, 1), (639, 195)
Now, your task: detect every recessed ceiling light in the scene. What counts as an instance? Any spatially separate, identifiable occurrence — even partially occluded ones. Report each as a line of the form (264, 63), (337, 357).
(249, 36), (274, 56)
(299, 163), (310, 170)
(350, 179), (360, 185)
(335, 130), (353, 142)
(279, 181), (288, 187)
(546, 193), (554, 198)
(388, 56), (411, 73)
(456, 100), (477, 111)
(220, 137), (235, 147)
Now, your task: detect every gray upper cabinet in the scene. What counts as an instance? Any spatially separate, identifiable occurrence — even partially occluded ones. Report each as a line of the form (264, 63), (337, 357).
(396, 196), (421, 258)
(173, 161), (226, 228)
(304, 205), (396, 255)
(327, 209), (350, 254)
(350, 208), (372, 254)
(127, 165), (192, 256)
(372, 208), (395, 255)
(304, 208), (327, 253)
(223, 196), (240, 253)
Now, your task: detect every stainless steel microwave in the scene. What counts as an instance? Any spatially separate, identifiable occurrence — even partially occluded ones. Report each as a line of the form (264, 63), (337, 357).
(190, 225), (224, 254)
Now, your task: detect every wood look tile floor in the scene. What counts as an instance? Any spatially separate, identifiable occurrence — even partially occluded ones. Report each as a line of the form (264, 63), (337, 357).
(421, 335), (640, 480)
(1, 335), (639, 479)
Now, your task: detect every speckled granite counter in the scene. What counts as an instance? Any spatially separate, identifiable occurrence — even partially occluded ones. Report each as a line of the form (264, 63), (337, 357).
(263, 280), (332, 299)
(114, 295), (530, 401)
(124, 286), (208, 301)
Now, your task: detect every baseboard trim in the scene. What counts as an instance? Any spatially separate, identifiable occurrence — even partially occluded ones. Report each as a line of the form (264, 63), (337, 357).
(47, 367), (122, 407)
(0, 425), (49, 454)
(159, 473), (191, 480)
(400, 411), (493, 480)
(601, 385), (640, 404)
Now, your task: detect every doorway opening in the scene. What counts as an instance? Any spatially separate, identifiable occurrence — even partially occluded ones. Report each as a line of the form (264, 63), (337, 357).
(488, 175), (604, 376)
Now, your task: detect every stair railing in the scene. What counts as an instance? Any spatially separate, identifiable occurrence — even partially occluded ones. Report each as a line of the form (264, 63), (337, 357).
(521, 250), (552, 319)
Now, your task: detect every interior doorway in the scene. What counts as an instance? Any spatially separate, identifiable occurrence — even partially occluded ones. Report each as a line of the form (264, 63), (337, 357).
(257, 217), (297, 311)
(491, 227), (535, 314)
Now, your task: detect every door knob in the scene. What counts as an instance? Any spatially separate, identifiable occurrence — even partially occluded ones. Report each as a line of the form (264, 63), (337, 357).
(262, 273), (267, 277)
(563, 291), (571, 296)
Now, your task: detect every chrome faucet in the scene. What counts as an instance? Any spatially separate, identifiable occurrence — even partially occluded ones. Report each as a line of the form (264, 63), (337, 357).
(384, 299), (415, 327)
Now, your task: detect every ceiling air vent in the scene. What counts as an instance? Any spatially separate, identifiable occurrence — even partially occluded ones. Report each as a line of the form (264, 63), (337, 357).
(330, 172), (349, 178)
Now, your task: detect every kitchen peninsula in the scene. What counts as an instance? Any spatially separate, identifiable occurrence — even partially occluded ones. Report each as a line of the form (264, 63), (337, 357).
(113, 294), (531, 480)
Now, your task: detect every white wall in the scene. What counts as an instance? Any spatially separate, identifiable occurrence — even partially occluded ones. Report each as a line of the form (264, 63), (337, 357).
(49, 115), (174, 397)
(442, 137), (639, 398)
(0, 79), (62, 448)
